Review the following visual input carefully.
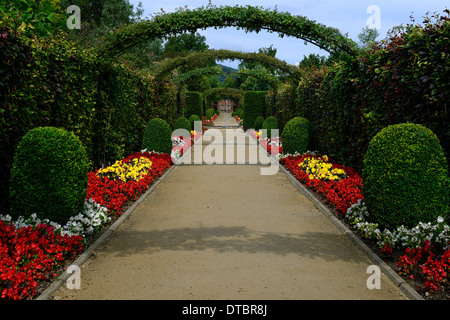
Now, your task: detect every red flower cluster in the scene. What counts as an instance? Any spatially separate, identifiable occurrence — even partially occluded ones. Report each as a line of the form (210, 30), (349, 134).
(397, 240), (450, 293)
(0, 221), (83, 300)
(280, 154), (363, 215)
(86, 151), (172, 215)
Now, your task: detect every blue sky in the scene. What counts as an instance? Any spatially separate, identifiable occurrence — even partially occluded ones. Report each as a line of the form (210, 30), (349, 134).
(128, 0), (448, 68)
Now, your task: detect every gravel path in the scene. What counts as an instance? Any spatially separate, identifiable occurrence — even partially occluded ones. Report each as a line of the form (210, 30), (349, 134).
(52, 113), (407, 300)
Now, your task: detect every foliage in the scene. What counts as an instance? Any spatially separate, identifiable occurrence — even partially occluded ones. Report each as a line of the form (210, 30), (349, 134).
(357, 26), (380, 48)
(243, 91), (267, 131)
(188, 114), (201, 129)
(142, 118), (173, 155)
(0, 0), (65, 37)
(99, 5), (357, 59)
(9, 127), (88, 225)
(362, 123), (449, 229)
(205, 108), (215, 120)
(262, 116), (279, 138)
(185, 91), (203, 119)
(254, 116), (265, 131)
(0, 23), (183, 214)
(151, 49), (302, 83)
(174, 116), (192, 132)
(291, 11), (449, 170)
(281, 117), (311, 155)
(162, 32), (209, 58)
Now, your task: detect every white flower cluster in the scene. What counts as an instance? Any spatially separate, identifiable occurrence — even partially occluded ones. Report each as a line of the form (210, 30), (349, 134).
(0, 199), (110, 238)
(346, 200), (450, 250)
(275, 150), (319, 161)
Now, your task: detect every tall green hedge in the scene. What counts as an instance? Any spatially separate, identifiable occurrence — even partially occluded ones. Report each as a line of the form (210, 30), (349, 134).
(264, 13), (449, 170)
(0, 26), (182, 215)
(185, 91), (203, 119)
(243, 91), (267, 131)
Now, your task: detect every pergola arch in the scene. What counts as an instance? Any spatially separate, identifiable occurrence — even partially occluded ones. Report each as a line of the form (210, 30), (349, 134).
(99, 5), (358, 59)
(152, 49), (303, 82)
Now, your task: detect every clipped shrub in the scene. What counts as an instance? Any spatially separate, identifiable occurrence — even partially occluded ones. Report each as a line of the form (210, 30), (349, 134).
(243, 91), (267, 131)
(185, 91), (203, 119)
(9, 127), (88, 224)
(205, 108), (215, 120)
(262, 116), (279, 139)
(362, 123), (449, 229)
(254, 116), (265, 131)
(188, 114), (201, 129)
(281, 117), (310, 155)
(142, 118), (173, 155)
(174, 116), (191, 132)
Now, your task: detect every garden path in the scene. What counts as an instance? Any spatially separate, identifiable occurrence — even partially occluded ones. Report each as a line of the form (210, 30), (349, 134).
(52, 112), (407, 300)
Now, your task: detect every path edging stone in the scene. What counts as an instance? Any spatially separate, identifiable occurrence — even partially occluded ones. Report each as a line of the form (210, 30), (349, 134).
(36, 164), (176, 300)
(248, 132), (424, 301)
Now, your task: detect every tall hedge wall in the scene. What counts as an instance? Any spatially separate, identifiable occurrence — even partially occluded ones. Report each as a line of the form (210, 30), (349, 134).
(243, 91), (267, 131)
(265, 14), (449, 171)
(0, 27), (182, 215)
(185, 91), (203, 119)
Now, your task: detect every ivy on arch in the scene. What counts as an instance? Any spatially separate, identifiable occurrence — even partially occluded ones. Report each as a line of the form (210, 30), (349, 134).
(202, 87), (246, 109)
(152, 49), (303, 82)
(99, 5), (358, 60)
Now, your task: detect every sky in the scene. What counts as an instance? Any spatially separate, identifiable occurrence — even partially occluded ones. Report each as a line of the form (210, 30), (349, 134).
(128, 0), (448, 68)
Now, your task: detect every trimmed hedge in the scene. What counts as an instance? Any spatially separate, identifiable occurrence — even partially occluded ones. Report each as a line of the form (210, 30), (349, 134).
(9, 127), (88, 224)
(0, 27), (182, 215)
(362, 123), (449, 229)
(188, 114), (201, 129)
(254, 116), (265, 131)
(264, 14), (449, 170)
(262, 116), (279, 139)
(174, 116), (191, 132)
(205, 108), (215, 120)
(142, 118), (173, 155)
(281, 117), (310, 154)
(243, 91), (267, 131)
(185, 91), (203, 119)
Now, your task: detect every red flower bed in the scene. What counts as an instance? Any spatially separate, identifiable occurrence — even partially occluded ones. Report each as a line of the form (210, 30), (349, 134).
(397, 240), (450, 293)
(1, 151), (172, 300)
(280, 154), (363, 215)
(86, 151), (172, 215)
(0, 221), (83, 300)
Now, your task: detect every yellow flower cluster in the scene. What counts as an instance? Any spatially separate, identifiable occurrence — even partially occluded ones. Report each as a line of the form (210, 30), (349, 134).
(97, 157), (153, 182)
(299, 155), (347, 181)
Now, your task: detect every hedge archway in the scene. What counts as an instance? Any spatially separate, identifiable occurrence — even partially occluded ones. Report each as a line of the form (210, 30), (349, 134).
(99, 5), (358, 59)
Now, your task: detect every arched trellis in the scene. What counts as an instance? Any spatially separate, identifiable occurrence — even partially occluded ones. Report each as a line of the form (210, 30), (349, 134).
(203, 87), (246, 110)
(152, 49), (303, 82)
(99, 5), (358, 59)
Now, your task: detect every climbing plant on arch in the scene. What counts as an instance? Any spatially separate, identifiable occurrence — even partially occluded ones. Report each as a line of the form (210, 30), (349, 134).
(99, 5), (358, 59)
(152, 49), (303, 82)
(203, 87), (245, 109)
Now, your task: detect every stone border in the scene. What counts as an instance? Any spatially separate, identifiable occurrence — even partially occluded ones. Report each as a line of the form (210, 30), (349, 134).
(248, 132), (424, 301)
(35, 164), (176, 300)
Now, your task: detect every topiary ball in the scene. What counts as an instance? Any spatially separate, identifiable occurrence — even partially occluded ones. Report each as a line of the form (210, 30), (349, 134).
(362, 123), (449, 229)
(205, 108), (214, 120)
(262, 116), (279, 139)
(142, 118), (173, 155)
(281, 117), (310, 155)
(174, 116), (191, 132)
(9, 126), (88, 225)
(188, 114), (201, 130)
(254, 116), (265, 131)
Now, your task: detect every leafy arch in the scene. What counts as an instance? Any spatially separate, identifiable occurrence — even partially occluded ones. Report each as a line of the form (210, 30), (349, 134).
(203, 87), (246, 109)
(99, 5), (357, 59)
(152, 49), (303, 82)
